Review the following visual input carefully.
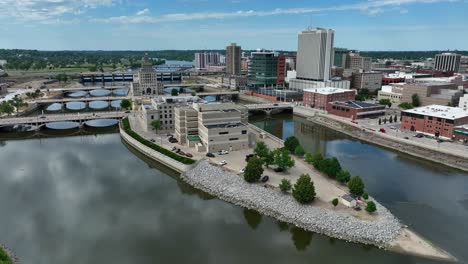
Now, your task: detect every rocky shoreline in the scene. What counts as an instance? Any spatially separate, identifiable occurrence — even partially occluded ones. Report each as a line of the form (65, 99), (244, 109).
(182, 160), (402, 248)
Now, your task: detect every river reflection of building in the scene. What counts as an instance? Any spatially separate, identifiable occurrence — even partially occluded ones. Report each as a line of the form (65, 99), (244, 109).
(293, 115), (327, 155)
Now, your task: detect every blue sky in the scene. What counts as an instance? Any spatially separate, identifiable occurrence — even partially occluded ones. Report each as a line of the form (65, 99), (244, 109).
(0, 0), (467, 51)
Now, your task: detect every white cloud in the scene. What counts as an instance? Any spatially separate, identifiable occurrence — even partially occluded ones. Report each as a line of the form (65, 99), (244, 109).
(136, 8), (149, 16)
(0, 0), (114, 24)
(92, 0), (460, 24)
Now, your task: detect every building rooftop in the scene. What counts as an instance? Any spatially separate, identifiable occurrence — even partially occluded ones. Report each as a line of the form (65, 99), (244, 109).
(404, 105), (468, 120)
(330, 101), (382, 109)
(303, 87), (353, 95)
(342, 194), (356, 202)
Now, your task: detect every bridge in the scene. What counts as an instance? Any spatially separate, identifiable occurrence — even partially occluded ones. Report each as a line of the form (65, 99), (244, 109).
(48, 86), (128, 92)
(80, 73), (182, 83)
(244, 103), (294, 115)
(34, 96), (133, 105)
(0, 111), (128, 127)
(197, 91), (239, 97)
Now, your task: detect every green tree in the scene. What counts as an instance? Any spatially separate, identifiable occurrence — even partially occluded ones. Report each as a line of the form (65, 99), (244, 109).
(151, 120), (162, 133)
(9, 96), (27, 112)
(0, 101), (14, 115)
(279, 179), (292, 193)
(378, 118), (381, 125)
(383, 118), (387, 124)
(332, 198), (339, 207)
(348, 176), (365, 196)
(56, 73), (68, 83)
(284, 136), (300, 152)
(411, 94), (421, 107)
(379, 99), (392, 107)
(317, 157), (341, 178)
(294, 145), (305, 157)
(292, 174), (316, 204)
(394, 115), (398, 123)
(305, 152), (323, 168)
(273, 149), (295, 171)
(336, 170), (351, 183)
(389, 116), (393, 123)
(244, 156), (264, 183)
(365, 201), (377, 213)
(171, 88), (179, 96)
(120, 99), (132, 110)
(88, 65), (98, 72)
(254, 141), (270, 160)
(263, 151), (275, 168)
(399, 102), (413, 110)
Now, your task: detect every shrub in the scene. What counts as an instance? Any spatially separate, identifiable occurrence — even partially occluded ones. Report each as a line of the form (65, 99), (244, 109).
(306, 152), (324, 168)
(348, 176), (365, 196)
(284, 136), (300, 152)
(279, 179), (292, 193)
(244, 156), (264, 183)
(121, 118), (195, 165)
(365, 201), (377, 213)
(336, 170), (351, 183)
(399, 102), (413, 110)
(362, 192), (369, 200)
(292, 174), (316, 204)
(332, 198), (339, 207)
(317, 157), (341, 179)
(294, 145), (305, 156)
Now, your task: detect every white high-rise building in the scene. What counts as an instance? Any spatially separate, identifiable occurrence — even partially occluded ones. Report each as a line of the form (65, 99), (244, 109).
(434, 53), (461, 72)
(296, 28), (334, 81)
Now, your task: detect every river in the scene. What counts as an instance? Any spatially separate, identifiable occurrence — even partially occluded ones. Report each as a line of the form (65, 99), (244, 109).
(0, 114), (466, 263)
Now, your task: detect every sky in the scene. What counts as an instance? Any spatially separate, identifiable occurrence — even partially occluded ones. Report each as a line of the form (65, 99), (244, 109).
(0, 0), (467, 51)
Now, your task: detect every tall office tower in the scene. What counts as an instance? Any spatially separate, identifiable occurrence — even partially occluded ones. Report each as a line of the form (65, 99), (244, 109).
(434, 53), (462, 72)
(194, 53), (206, 69)
(248, 50), (278, 86)
(344, 52), (372, 72)
(131, 54), (159, 96)
(226, 43), (242, 76)
(296, 28), (335, 81)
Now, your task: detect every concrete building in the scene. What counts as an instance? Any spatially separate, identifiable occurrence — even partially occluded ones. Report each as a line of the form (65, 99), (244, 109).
(248, 50), (278, 87)
(140, 96), (204, 132)
(400, 82), (463, 107)
(460, 56), (468, 73)
(352, 72), (383, 91)
(434, 53), (461, 73)
(459, 94), (468, 110)
(221, 75), (247, 90)
(226, 43), (242, 76)
(326, 101), (385, 119)
(290, 78), (350, 91)
(175, 103), (249, 152)
(296, 28), (334, 81)
(195, 52), (223, 69)
(401, 105), (468, 139)
(303, 87), (355, 110)
(344, 52), (372, 72)
(377, 85), (403, 105)
(131, 54), (160, 96)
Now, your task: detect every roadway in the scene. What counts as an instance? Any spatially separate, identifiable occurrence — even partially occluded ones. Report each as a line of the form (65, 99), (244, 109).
(34, 96), (132, 104)
(244, 102), (294, 110)
(0, 111), (128, 126)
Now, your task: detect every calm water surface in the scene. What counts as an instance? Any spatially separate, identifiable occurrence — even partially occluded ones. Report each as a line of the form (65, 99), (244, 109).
(0, 114), (467, 263)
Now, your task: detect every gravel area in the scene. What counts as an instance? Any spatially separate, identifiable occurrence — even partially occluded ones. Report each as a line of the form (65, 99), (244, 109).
(183, 160), (402, 248)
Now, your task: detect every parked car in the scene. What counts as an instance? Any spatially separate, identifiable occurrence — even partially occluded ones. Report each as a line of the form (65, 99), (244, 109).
(379, 128), (386, 133)
(261, 175), (269, 183)
(404, 137), (409, 140)
(273, 103), (279, 106)
(273, 167), (284, 173)
(219, 160), (227, 166)
(218, 150), (229, 155)
(39, 116), (46, 119)
(178, 151), (185, 156)
(124, 110), (131, 113)
(240, 168), (245, 173)
(389, 126), (397, 130)
(185, 153), (193, 158)
(176, 149), (181, 153)
(206, 152), (215, 158)
(150, 139), (156, 143)
(169, 138), (178, 143)
(172, 147), (177, 151)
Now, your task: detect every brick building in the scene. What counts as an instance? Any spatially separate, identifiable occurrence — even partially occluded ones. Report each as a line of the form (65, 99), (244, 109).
(326, 101), (385, 119)
(303, 87), (355, 110)
(401, 105), (468, 139)
(277, 55), (286, 86)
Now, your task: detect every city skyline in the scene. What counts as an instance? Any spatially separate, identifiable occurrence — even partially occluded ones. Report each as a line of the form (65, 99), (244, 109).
(0, 0), (467, 51)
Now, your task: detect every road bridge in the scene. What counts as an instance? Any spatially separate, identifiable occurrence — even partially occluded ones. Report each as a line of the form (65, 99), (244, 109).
(0, 112), (128, 127)
(244, 103), (294, 115)
(34, 96), (133, 105)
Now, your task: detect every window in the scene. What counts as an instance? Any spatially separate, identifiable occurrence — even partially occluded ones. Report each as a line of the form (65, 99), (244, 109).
(242, 130), (247, 134)
(219, 132), (229, 135)
(151, 115), (154, 120)
(229, 138), (239, 141)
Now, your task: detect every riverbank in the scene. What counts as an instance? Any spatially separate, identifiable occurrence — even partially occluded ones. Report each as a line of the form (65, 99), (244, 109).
(181, 160), (455, 262)
(304, 113), (468, 172)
